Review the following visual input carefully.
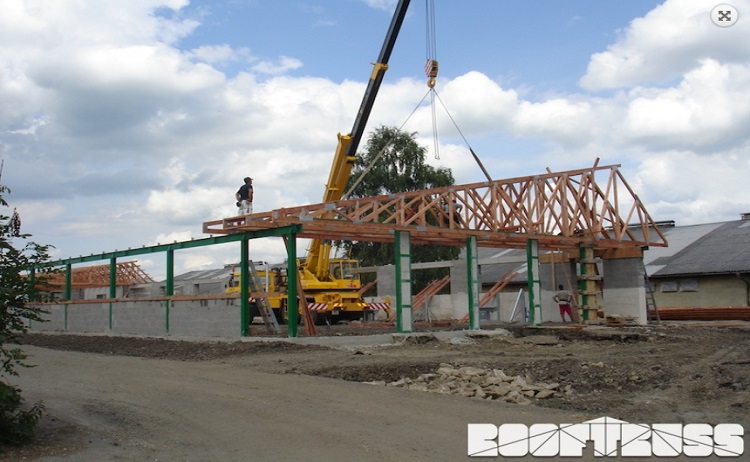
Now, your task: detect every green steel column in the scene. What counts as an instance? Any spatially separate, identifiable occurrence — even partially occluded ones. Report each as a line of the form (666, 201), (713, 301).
(165, 249), (175, 296)
(165, 248), (174, 334)
(109, 257), (116, 330)
(466, 235), (480, 330)
(286, 234), (298, 338)
(526, 239), (542, 326)
(109, 257), (117, 298)
(64, 263), (72, 301)
(240, 239), (249, 336)
(394, 230), (413, 333)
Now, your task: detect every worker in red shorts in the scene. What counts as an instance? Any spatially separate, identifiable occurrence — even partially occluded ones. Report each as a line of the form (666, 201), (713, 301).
(553, 284), (575, 323)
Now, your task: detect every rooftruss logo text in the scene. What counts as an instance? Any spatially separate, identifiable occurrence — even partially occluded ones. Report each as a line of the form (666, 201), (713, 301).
(468, 417), (744, 457)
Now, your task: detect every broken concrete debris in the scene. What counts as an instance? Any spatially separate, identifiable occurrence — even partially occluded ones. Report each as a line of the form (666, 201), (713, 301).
(365, 363), (563, 405)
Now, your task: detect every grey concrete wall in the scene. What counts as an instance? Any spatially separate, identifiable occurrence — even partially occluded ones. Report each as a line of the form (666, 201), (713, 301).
(415, 291), (528, 325)
(602, 257), (647, 323)
(30, 305), (66, 331)
(376, 265), (396, 301)
(448, 262), (469, 320)
(501, 290), (528, 323)
(449, 261), (468, 296)
(169, 299), (240, 337)
(67, 303), (110, 333)
(27, 298), (243, 338)
(419, 294), (462, 321)
(112, 300), (168, 336)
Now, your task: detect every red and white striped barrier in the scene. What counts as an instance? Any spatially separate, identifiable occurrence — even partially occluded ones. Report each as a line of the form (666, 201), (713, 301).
(307, 303), (329, 311)
(367, 303), (391, 311)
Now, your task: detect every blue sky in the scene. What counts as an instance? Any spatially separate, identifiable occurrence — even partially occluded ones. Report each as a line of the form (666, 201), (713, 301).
(175, 1), (661, 89)
(1, 0), (749, 279)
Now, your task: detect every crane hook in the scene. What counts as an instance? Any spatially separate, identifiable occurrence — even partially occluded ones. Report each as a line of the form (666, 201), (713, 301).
(425, 59), (438, 88)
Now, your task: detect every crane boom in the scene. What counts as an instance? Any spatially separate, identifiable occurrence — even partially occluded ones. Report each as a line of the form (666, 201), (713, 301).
(345, 0), (411, 160)
(305, 0), (412, 278)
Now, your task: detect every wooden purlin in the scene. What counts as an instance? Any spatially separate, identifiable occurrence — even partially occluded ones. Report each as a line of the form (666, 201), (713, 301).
(203, 164), (668, 250)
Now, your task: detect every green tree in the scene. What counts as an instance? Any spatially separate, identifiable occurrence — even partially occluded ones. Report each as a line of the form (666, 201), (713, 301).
(341, 126), (460, 292)
(0, 184), (49, 447)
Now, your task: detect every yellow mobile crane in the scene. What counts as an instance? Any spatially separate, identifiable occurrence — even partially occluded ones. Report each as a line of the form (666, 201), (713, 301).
(228, 0), (412, 324)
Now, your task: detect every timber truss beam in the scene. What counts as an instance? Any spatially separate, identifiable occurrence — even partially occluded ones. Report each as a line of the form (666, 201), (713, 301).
(44, 261), (155, 289)
(203, 163), (668, 251)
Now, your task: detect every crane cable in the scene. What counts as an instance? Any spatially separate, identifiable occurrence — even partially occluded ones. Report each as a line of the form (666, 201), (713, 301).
(344, 0), (494, 198)
(423, 0), (491, 181)
(343, 90), (432, 199)
(425, 0), (440, 159)
(431, 91), (493, 182)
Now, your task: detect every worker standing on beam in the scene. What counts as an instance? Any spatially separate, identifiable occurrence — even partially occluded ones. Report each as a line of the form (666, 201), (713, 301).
(236, 177), (254, 216)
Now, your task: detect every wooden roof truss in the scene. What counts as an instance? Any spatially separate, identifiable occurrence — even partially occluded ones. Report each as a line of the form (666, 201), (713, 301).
(46, 261), (156, 289)
(203, 163), (667, 250)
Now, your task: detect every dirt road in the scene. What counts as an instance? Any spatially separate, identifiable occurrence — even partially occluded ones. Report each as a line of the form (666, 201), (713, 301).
(5, 346), (585, 461)
(3, 322), (750, 460)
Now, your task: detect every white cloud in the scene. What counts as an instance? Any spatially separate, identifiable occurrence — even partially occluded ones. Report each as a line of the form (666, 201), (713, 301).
(623, 59), (750, 151)
(634, 150), (750, 224)
(152, 230), (195, 245)
(580, 0), (750, 90)
(362, 0), (398, 12)
(251, 56), (303, 75)
(188, 45), (250, 65)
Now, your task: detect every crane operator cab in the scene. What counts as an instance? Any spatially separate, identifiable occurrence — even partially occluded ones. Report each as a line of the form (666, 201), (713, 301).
(329, 259), (359, 282)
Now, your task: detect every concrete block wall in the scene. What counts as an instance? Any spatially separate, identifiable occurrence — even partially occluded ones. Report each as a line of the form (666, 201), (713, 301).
(28, 298), (243, 338)
(494, 290), (528, 323)
(418, 292), (527, 324)
(419, 293), (462, 321)
(169, 299), (240, 337)
(376, 265), (396, 308)
(449, 260), (469, 296)
(111, 300), (168, 336)
(602, 257), (647, 323)
(31, 305), (66, 331)
(67, 303), (110, 333)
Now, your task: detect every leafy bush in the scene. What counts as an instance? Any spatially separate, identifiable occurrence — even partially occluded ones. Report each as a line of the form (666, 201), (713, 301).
(0, 184), (53, 448)
(0, 382), (45, 446)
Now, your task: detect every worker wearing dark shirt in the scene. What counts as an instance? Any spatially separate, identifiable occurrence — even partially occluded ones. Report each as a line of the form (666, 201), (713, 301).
(235, 177), (253, 215)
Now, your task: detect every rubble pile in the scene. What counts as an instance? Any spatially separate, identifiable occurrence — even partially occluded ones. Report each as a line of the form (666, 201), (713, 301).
(368, 363), (565, 405)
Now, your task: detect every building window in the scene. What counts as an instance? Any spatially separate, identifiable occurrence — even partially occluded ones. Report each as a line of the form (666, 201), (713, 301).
(660, 281), (678, 292)
(680, 279), (699, 292)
